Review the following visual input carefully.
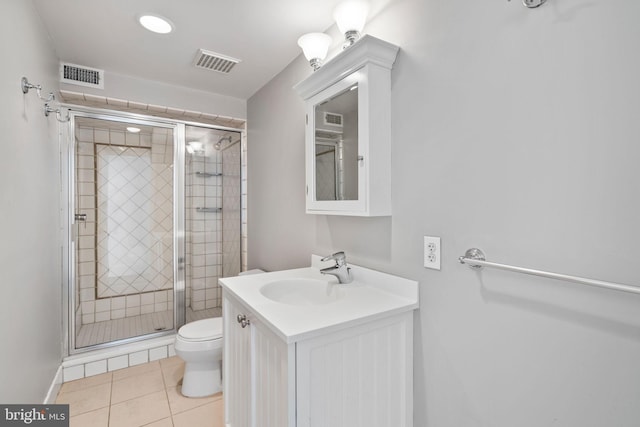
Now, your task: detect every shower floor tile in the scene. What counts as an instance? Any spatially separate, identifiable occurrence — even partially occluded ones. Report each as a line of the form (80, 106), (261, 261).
(76, 307), (222, 348)
(56, 357), (224, 427)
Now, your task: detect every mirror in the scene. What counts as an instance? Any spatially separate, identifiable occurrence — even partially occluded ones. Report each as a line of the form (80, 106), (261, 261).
(314, 85), (358, 201)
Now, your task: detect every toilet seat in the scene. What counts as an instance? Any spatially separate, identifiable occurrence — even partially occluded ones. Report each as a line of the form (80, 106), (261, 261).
(178, 317), (223, 342)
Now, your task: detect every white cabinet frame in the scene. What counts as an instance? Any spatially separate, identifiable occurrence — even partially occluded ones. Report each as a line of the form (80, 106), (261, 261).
(294, 35), (399, 216)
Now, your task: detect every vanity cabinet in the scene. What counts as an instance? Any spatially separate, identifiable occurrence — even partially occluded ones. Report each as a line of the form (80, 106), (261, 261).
(223, 291), (414, 427)
(223, 294), (295, 427)
(294, 35), (399, 216)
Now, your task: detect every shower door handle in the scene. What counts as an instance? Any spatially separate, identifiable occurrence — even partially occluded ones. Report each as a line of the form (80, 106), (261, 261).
(74, 213), (87, 222)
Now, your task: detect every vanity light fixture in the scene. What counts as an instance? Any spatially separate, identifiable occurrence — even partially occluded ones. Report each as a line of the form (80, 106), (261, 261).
(333, 0), (369, 47)
(297, 33), (332, 71)
(126, 126), (141, 133)
(139, 14), (174, 34)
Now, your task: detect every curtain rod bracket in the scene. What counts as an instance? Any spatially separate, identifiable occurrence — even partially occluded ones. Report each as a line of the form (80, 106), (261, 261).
(22, 76), (69, 122)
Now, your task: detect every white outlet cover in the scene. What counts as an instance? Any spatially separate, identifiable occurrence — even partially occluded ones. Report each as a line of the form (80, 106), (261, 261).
(424, 236), (441, 270)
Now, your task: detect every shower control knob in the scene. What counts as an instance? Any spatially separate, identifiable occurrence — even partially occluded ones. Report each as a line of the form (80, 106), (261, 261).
(236, 314), (250, 328)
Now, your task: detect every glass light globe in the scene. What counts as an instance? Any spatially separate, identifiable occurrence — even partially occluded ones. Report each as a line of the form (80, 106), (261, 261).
(333, 0), (369, 44)
(297, 33), (332, 70)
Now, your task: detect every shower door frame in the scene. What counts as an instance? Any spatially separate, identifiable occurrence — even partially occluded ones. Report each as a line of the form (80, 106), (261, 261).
(64, 108), (185, 354)
(63, 106), (246, 355)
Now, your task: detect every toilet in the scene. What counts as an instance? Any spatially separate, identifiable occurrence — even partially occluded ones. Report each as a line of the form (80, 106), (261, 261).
(174, 317), (223, 398)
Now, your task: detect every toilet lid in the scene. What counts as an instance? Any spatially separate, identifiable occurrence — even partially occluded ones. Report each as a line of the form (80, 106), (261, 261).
(178, 317), (223, 341)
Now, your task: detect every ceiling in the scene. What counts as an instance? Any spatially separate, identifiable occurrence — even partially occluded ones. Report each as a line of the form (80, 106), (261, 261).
(32, 0), (355, 100)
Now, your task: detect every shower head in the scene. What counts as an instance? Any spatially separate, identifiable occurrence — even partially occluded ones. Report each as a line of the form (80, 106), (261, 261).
(215, 135), (233, 150)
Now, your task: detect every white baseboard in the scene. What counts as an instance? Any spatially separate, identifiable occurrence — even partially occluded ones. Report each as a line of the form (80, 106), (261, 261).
(44, 364), (63, 404)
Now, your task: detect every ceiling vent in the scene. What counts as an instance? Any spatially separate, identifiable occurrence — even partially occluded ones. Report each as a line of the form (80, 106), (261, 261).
(193, 49), (240, 74)
(60, 63), (104, 89)
(324, 112), (343, 127)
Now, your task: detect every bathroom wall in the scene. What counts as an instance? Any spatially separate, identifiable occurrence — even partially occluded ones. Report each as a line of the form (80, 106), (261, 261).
(0, 0), (63, 403)
(248, 1), (640, 426)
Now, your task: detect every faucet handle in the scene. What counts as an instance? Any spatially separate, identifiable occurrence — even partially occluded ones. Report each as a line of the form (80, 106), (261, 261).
(321, 251), (347, 266)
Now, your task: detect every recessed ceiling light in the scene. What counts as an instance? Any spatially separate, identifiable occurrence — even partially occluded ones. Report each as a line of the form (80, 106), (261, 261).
(139, 14), (173, 34)
(126, 127), (141, 133)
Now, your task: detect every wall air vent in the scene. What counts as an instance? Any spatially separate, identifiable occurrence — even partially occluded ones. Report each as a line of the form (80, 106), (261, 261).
(324, 112), (343, 127)
(193, 49), (241, 74)
(60, 63), (104, 89)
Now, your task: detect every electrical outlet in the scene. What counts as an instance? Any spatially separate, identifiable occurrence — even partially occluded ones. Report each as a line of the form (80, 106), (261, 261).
(424, 236), (441, 270)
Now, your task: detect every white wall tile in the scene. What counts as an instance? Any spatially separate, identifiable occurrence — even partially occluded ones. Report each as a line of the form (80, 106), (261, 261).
(85, 360), (107, 377)
(63, 365), (85, 382)
(111, 309), (125, 319)
(126, 294), (141, 308)
(108, 355), (128, 372)
(149, 346), (168, 362)
(95, 311), (110, 322)
(126, 306), (141, 317)
(141, 304), (154, 315)
(129, 350), (148, 366)
(95, 299), (111, 313)
(154, 292), (167, 303)
(141, 293), (154, 305)
(112, 297), (126, 310)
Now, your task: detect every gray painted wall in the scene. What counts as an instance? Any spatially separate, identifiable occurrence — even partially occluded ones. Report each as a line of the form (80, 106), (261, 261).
(248, 1), (640, 426)
(0, 1), (63, 402)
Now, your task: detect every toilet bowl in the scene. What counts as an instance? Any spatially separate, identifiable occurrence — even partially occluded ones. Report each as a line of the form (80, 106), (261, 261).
(174, 317), (223, 398)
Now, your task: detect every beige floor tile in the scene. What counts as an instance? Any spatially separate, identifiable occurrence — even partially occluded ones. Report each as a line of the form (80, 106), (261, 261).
(160, 357), (184, 388)
(61, 372), (113, 394)
(56, 382), (111, 417)
(109, 390), (170, 427)
(167, 385), (222, 415)
(142, 418), (173, 427)
(111, 369), (165, 404)
(112, 360), (160, 382)
(159, 356), (182, 369)
(69, 406), (109, 427)
(172, 399), (224, 427)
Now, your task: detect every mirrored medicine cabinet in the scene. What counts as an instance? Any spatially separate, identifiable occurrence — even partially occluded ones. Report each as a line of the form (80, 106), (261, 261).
(294, 35), (399, 216)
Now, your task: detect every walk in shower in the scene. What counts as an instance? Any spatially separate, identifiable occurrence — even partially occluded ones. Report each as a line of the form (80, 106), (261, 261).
(68, 111), (243, 351)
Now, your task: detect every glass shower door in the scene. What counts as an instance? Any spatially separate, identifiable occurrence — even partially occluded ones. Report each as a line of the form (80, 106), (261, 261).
(72, 115), (178, 349)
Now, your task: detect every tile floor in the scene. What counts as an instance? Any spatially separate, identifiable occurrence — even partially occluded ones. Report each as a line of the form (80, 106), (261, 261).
(55, 356), (223, 427)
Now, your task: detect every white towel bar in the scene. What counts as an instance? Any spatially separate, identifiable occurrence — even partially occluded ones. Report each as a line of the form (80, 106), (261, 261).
(459, 248), (640, 296)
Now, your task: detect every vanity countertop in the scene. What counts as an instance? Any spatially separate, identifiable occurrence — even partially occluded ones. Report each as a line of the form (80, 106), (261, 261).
(219, 256), (419, 343)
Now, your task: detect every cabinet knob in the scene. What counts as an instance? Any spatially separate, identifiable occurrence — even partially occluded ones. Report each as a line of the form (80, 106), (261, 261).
(237, 314), (250, 328)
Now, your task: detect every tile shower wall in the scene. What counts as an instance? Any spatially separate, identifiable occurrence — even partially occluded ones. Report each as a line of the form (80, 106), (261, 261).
(75, 124), (174, 326)
(185, 145), (223, 311)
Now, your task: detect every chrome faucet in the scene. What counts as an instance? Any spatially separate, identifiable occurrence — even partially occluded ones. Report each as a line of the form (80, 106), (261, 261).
(320, 251), (353, 284)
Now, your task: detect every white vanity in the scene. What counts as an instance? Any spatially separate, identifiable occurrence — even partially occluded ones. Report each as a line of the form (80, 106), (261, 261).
(219, 256), (418, 427)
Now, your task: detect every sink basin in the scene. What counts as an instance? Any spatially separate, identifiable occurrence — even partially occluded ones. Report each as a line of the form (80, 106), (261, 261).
(260, 278), (345, 306)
